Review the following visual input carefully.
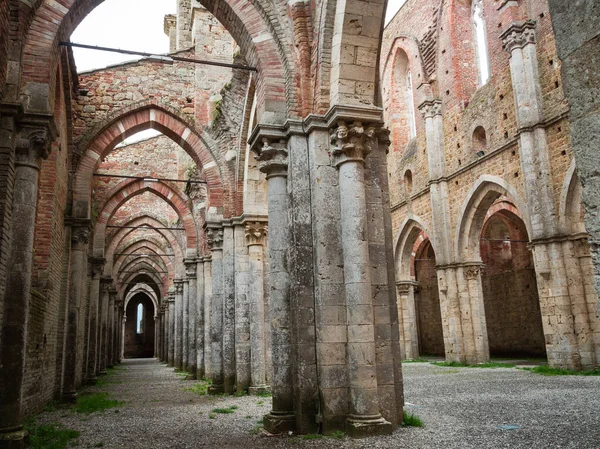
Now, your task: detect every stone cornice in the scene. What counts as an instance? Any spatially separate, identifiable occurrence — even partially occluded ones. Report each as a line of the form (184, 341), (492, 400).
(231, 214), (268, 227)
(501, 20), (536, 52)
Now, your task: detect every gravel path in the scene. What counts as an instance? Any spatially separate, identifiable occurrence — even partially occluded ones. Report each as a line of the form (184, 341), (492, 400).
(37, 358), (600, 448)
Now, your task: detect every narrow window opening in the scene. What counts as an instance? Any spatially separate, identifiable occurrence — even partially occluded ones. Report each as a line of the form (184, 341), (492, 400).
(137, 303), (144, 334)
(404, 170), (413, 195)
(472, 0), (491, 86)
(473, 126), (487, 157)
(406, 71), (417, 139)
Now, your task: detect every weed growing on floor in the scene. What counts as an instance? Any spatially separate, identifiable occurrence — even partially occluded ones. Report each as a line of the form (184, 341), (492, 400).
(521, 365), (600, 376)
(25, 420), (80, 449)
(431, 361), (515, 369)
(402, 411), (424, 427)
(75, 393), (124, 414)
(245, 415), (253, 419)
(250, 424), (262, 435)
(403, 358), (430, 363)
(44, 399), (60, 412)
(254, 390), (272, 397)
(184, 380), (212, 396)
(209, 413), (216, 419)
(256, 400), (264, 405)
(94, 443), (104, 447)
(327, 430), (345, 439)
(211, 406), (236, 414)
(302, 434), (324, 440)
(234, 389), (248, 397)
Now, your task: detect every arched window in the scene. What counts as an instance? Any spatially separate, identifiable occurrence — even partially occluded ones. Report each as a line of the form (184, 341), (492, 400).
(472, 0), (490, 86)
(404, 170), (413, 195)
(136, 303), (144, 334)
(406, 71), (417, 139)
(473, 126), (487, 156)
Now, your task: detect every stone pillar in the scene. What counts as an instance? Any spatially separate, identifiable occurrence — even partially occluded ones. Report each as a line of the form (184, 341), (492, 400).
(222, 223), (236, 394)
(395, 281), (419, 360)
(176, 0), (193, 50)
(107, 287), (117, 368)
(114, 299), (123, 365)
(121, 314), (126, 360)
(98, 277), (111, 375)
(329, 121), (392, 437)
(0, 125), (53, 447)
(196, 258), (205, 378)
(185, 259), (197, 379)
(174, 279), (184, 370)
(85, 259), (103, 383)
(246, 221), (269, 394)
(253, 138), (295, 433)
(203, 256), (213, 379)
(207, 227), (224, 394)
(234, 221), (251, 393)
(182, 278), (189, 372)
(168, 289), (175, 366)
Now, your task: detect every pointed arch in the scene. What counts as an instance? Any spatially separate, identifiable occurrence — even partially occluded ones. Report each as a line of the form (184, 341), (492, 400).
(394, 215), (434, 279)
(455, 175), (530, 261)
(113, 241), (175, 284)
(559, 160), (586, 235)
(125, 284), (159, 316)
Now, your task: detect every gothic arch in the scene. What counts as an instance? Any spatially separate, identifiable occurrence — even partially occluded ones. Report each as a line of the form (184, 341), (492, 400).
(559, 160), (586, 235)
(73, 105), (223, 218)
(455, 175), (531, 261)
(394, 215), (434, 279)
(93, 179), (198, 258)
(125, 284), (159, 317)
(113, 241), (175, 284)
(118, 263), (167, 296)
(19, 0), (292, 119)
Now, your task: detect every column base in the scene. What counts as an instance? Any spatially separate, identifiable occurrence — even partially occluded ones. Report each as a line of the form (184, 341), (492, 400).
(0, 427), (26, 449)
(345, 415), (393, 439)
(185, 372), (197, 380)
(208, 384), (224, 395)
(61, 391), (77, 404)
(263, 411), (296, 434)
(85, 376), (97, 386)
(249, 385), (271, 396)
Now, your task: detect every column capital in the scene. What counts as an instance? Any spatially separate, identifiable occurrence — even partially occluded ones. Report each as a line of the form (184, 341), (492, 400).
(15, 115), (57, 168)
(418, 99), (442, 119)
(184, 258), (197, 278)
(89, 257), (106, 279)
(463, 264), (485, 280)
(174, 279), (184, 294)
(253, 137), (289, 178)
(329, 120), (381, 167)
(501, 20), (536, 53)
(395, 280), (419, 294)
(66, 217), (92, 249)
(206, 227), (224, 251)
(245, 221), (268, 247)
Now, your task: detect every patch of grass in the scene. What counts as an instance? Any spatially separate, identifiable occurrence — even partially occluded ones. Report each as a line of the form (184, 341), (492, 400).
(250, 424), (262, 435)
(403, 358), (430, 363)
(43, 400), (60, 412)
(302, 434), (324, 440)
(430, 361), (515, 369)
(211, 407), (236, 414)
(94, 443), (104, 448)
(229, 405), (239, 410)
(327, 430), (345, 439)
(402, 410), (424, 427)
(209, 413), (216, 419)
(75, 393), (123, 414)
(521, 365), (600, 376)
(245, 415), (253, 419)
(25, 421), (80, 449)
(256, 400), (264, 406)
(234, 389), (248, 397)
(254, 390), (272, 397)
(185, 381), (211, 396)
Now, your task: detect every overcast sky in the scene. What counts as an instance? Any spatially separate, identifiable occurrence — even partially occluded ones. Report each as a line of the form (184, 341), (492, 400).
(72, 0), (408, 73)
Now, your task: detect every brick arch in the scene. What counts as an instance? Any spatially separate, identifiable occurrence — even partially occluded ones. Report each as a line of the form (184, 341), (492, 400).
(118, 262), (168, 297)
(73, 105), (223, 218)
(113, 241), (175, 284)
(93, 179), (198, 258)
(104, 215), (185, 277)
(410, 231), (434, 279)
(394, 215), (434, 280)
(19, 0), (293, 120)
(119, 269), (166, 300)
(125, 284), (159, 316)
(382, 35), (428, 90)
(455, 175), (530, 262)
(118, 255), (170, 285)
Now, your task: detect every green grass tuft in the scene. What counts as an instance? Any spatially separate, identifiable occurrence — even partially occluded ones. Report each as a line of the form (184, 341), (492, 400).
(327, 430), (345, 439)
(521, 365), (600, 376)
(431, 361), (515, 369)
(403, 358), (430, 363)
(43, 400), (60, 413)
(75, 393), (123, 414)
(302, 434), (324, 440)
(25, 422), (80, 449)
(211, 406), (236, 414)
(185, 381), (211, 396)
(402, 410), (424, 427)
(209, 413), (216, 419)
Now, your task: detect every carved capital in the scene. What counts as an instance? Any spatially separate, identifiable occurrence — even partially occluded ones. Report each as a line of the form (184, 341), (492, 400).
(501, 21), (536, 53)
(15, 127), (52, 168)
(184, 258), (197, 279)
(464, 265), (484, 280)
(174, 280), (184, 295)
(253, 138), (288, 178)
(418, 99), (442, 119)
(395, 280), (418, 294)
(206, 227), (224, 251)
(329, 120), (378, 166)
(72, 227), (90, 247)
(245, 222), (268, 246)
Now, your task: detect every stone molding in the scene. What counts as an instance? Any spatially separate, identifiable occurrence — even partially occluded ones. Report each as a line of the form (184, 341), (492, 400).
(464, 265), (484, 280)
(206, 227), (224, 251)
(184, 258), (197, 278)
(174, 279), (184, 295)
(89, 257), (106, 278)
(245, 222), (268, 246)
(418, 99), (442, 119)
(67, 218), (92, 248)
(501, 20), (536, 53)
(253, 137), (289, 179)
(329, 120), (379, 167)
(395, 280), (419, 294)
(15, 127), (52, 169)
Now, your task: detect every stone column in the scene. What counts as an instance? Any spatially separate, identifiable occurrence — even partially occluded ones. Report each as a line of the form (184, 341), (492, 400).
(98, 277), (111, 375)
(196, 258), (205, 378)
(174, 279), (184, 370)
(222, 223), (236, 394)
(114, 299), (123, 364)
(107, 287), (117, 368)
(121, 314), (126, 360)
(234, 221), (251, 393)
(330, 121), (392, 437)
(203, 256), (213, 379)
(185, 259), (198, 379)
(168, 289), (176, 366)
(253, 138), (295, 433)
(395, 281), (419, 360)
(246, 221), (269, 394)
(0, 125), (53, 447)
(85, 258), (104, 383)
(207, 227), (224, 394)
(182, 278), (189, 371)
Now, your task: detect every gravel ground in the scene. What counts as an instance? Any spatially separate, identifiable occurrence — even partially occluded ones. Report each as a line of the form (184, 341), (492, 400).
(36, 358), (600, 449)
